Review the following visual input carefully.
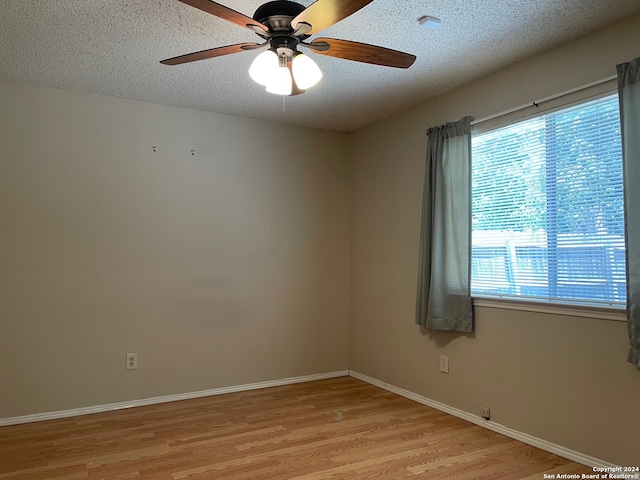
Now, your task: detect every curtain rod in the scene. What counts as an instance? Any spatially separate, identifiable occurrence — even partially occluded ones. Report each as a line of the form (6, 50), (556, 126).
(470, 74), (617, 126)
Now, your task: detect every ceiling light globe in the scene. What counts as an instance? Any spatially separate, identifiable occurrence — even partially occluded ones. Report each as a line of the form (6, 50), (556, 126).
(265, 66), (293, 95)
(249, 50), (278, 86)
(292, 54), (322, 90)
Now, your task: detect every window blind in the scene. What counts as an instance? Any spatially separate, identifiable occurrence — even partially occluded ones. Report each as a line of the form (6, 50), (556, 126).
(471, 94), (626, 307)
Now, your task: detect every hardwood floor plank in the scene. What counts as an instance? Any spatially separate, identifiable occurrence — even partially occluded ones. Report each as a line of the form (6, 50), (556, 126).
(0, 377), (595, 479)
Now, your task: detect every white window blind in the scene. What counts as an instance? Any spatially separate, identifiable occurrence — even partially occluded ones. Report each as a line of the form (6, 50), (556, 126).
(471, 94), (626, 307)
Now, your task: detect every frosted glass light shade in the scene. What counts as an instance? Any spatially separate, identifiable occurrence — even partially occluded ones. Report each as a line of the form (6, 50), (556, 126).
(249, 50), (278, 86)
(265, 66), (292, 95)
(292, 54), (322, 89)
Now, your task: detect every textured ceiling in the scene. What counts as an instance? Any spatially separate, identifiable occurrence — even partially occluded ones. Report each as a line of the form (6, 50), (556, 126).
(1, 0), (640, 132)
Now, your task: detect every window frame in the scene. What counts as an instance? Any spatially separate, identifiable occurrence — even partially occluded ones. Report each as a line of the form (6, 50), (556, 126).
(472, 297), (626, 321)
(470, 85), (626, 320)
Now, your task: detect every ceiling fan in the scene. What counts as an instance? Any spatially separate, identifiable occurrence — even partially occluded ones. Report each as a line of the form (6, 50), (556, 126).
(160, 0), (417, 95)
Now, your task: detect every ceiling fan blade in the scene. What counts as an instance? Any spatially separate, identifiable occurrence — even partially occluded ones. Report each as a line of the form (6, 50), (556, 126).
(178, 0), (268, 33)
(309, 38), (416, 68)
(160, 42), (262, 65)
(291, 0), (373, 35)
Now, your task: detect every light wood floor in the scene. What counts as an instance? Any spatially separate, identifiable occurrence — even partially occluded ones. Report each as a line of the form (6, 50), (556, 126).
(0, 377), (594, 479)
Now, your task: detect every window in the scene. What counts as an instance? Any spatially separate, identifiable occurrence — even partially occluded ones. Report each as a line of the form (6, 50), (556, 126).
(471, 94), (626, 307)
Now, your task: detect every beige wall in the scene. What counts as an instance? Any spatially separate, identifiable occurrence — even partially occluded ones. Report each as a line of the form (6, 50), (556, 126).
(0, 81), (350, 417)
(349, 13), (640, 466)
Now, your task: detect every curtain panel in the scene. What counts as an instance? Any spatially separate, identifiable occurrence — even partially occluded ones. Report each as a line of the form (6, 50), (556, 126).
(415, 116), (473, 332)
(617, 57), (640, 367)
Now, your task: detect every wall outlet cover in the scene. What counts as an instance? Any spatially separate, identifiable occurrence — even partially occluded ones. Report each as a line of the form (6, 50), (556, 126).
(126, 352), (138, 370)
(439, 354), (449, 374)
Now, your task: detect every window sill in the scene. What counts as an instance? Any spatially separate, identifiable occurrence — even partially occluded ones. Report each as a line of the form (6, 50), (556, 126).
(472, 297), (626, 322)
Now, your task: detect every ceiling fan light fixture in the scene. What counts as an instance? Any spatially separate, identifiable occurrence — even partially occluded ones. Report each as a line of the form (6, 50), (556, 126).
(249, 49), (279, 86)
(265, 65), (293, 95)
(292, 53), (322, 90)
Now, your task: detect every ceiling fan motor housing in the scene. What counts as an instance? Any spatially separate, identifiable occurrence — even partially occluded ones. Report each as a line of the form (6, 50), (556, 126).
(253, 1), (306, 32)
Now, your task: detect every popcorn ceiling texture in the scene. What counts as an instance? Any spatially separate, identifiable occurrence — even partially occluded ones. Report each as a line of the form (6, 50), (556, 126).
(1, 0), (639, 131)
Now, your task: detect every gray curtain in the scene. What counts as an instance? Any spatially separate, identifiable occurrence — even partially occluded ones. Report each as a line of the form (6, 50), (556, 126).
(416, 116), (473, 332)
(618, 57), (640, 367)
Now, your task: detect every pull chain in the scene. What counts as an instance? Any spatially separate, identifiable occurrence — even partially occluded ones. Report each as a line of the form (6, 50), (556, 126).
(280, 51), (287, 111)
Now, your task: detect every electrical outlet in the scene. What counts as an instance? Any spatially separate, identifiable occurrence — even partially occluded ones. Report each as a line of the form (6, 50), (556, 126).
(481, 406), (491, 420)
(439, 354), (449, 373)
(126, 352), (138, 370)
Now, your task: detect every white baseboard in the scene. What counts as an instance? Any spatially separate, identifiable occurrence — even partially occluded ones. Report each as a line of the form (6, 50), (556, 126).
(0, 370), (349, 427)
(348, 370), (618, 469)
(1, 368), (619, 469)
